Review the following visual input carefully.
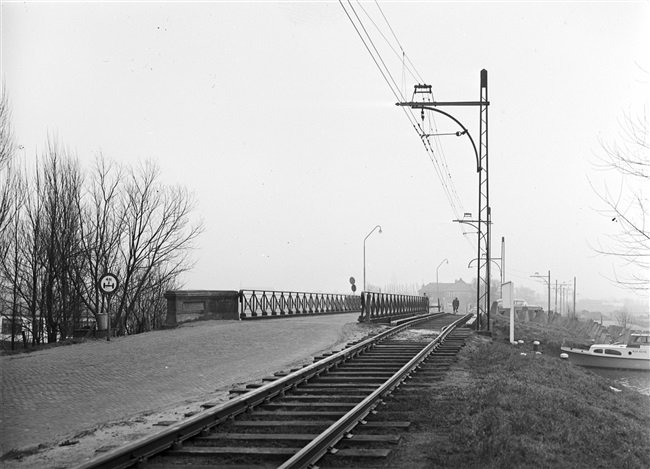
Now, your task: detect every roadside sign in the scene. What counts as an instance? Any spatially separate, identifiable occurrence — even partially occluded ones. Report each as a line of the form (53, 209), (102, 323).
(98, 273), (119, 295)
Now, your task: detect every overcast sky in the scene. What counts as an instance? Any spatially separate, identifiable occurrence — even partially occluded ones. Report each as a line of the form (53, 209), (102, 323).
(2, 1), (648, 304)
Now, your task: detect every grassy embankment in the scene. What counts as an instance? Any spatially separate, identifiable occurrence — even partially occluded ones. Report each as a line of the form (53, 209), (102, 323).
(383, 315), (650, 469)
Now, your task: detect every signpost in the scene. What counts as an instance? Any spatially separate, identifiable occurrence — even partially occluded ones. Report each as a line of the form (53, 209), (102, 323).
(98, 273), (119, 341)
(502, 281), (514, 344)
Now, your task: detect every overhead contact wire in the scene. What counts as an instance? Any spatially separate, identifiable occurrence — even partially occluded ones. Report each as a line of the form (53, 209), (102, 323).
(340, 0), (472, 248)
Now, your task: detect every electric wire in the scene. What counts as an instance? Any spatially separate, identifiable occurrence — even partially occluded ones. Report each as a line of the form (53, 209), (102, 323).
(354, 1), (423, 87)
(374, 1), (427, 86)
(425, 109), (469, 227)
(339, 0), (473, 251)
(345, 1), (403, 103)
(356, 1), (467, 217)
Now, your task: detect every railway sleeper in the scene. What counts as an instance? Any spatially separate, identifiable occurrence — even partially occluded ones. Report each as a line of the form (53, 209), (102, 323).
(360, 351), (424, 356)
(269, 394), (366, 402)
(299, 383), (380, 390)
(373, 344), (427, 350)
(319, 369), (398, 375)
(193, 432), (401, 445)
(331, 366), (405, 372)
(259, 402), (359, 411)
(230, 420), (410, 430)
(228, 380), (383, 395)
(436, 343), (463, 349)
(345, 358), (413, 365)
(247, 411), (350, 420)
(362, 346), (421, 351)
(288, 387), (374, 395)
(162, 445), (393, 460)
(313, 373), (396, 381)
(335, 361), (405, 367)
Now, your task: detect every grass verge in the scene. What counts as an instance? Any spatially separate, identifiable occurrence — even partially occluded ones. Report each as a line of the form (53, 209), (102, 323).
(385, 323), (650, 469)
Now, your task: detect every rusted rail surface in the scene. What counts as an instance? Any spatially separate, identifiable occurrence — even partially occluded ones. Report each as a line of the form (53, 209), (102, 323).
(72, 312), (471, 469)
(239, 290), (361, 319)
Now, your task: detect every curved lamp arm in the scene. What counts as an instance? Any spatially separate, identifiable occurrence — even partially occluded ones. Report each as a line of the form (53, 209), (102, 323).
(364, 225), (383, 242)
(396, 103), (481, 172)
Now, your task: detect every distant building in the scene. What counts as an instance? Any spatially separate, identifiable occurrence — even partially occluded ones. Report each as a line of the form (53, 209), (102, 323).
(418, 278), (474, 312)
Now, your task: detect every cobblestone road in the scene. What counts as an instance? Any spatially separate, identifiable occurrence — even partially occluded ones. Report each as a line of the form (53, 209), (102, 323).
(0, 313), (361, 455)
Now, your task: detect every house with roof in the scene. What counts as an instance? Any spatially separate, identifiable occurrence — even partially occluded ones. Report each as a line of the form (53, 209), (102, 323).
(418, 278), (474, 313)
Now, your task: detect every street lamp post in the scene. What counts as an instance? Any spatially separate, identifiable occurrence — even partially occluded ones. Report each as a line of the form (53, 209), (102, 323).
(436, 258), (448, 311)
(363, 225), (382, 291)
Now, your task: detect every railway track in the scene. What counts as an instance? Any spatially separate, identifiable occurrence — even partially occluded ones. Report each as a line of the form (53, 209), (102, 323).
(74, 312), (472, 469)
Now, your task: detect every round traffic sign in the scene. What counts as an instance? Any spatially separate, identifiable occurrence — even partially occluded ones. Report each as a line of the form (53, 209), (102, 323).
(349, 277), (356, 285)
(98, 273), (119, 295)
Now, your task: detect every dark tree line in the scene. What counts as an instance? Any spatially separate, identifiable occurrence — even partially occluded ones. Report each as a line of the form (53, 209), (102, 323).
(0, 89), (203, 349)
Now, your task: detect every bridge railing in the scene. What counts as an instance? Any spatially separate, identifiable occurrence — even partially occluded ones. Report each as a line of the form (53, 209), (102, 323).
(239, 290), (361, 319)
(359, 291), (430, 323)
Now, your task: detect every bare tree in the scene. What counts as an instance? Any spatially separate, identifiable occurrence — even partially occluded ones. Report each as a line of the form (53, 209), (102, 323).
(127, 265), (178, 333)
(0, 173), (27, 350)
(0, 82), (17, 240)
(590, 105), (649, 293)
(20, 161), (47, 345)
(2, 144), (204, 345)
(113, 160), (204, 335)
(615, 307), (631, 330)
(0, 84), (23, 350)
(39, 141), (84, 341)
(73, 154), (125, 322)
(0, 155), (45, 347)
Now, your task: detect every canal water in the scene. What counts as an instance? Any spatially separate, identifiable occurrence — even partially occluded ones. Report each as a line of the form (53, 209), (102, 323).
(589, 368), (650, 396)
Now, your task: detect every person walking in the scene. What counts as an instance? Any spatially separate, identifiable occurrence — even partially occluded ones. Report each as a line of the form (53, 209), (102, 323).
(452, 297), (459, 314)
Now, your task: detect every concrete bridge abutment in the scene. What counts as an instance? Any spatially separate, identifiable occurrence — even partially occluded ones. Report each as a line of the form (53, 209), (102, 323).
(164, 290), (239, 325)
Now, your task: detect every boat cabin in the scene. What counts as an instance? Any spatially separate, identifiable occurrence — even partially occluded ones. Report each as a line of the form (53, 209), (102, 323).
(628, 333), (650, 348)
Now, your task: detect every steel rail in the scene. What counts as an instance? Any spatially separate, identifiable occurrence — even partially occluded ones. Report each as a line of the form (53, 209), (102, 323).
(72, 312), (447, 469)
(278, 313), (472, 469)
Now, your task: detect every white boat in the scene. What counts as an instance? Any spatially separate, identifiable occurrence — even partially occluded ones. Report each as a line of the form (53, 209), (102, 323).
(560, 332), (650, 371)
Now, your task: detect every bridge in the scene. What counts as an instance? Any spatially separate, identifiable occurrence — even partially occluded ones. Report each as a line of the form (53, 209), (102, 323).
(163, 289), (483, 328)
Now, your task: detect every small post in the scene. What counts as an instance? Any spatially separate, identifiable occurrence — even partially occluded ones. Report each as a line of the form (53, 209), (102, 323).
(502, 281), (514, 344)
(106, 296), (111, 342)
(98, 273), (120, 342)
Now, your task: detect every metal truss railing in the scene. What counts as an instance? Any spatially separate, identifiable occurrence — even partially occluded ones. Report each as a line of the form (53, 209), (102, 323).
(359, 291), (430, 323)
(239, 290), (361, 319)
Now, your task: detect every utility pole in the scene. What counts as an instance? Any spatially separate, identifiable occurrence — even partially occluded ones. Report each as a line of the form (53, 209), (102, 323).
(548, 270), (551, 312)
(499, 236), (505, 299)
(556, 281), (573, 316)
(531, 271), (551, 313)
(573, 277), (577, 314)
(399, 70), (490, 331)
